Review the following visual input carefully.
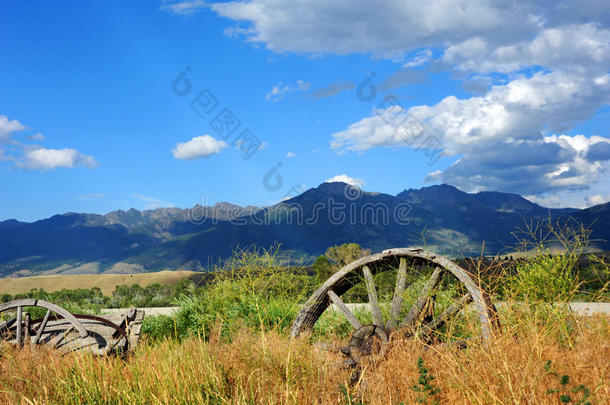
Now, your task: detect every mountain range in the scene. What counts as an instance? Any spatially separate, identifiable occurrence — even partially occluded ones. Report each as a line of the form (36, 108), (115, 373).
(1, 182), (608, 278)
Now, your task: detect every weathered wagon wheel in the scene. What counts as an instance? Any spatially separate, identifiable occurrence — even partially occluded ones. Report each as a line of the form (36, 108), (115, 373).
(291, 248), (500, 365)
(0, 299), (88, 348)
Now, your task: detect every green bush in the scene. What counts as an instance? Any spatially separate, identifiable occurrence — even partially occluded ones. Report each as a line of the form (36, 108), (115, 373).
(143, 246), (317, 341)
(506, 217), (592, 302)
(509, 251), (577, 302)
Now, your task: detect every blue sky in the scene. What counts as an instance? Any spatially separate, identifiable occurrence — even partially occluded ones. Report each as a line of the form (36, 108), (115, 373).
(1, 0), (609, 222)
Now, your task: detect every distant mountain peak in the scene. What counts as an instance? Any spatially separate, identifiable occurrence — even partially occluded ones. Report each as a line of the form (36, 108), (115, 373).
(316, 181), (361, 193)
(398, 183), (462, 197)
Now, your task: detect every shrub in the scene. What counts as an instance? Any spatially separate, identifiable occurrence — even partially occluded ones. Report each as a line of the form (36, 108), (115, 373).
(143, 246), (317, 341)
(506, 216), (591, 302)
(509, 251), (577, 302)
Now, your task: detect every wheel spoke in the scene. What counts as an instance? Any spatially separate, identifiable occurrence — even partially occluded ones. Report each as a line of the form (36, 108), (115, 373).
(16, 306), (23, 346)
(362, 265), (384, 328)
(33, 308), (52, 345)
(386, 258), (408, 329)
(52, 325), (74, 349)
(423, 293), (471, 333)
(402, 266), (443, 326)
(327, 290), (362, 330)
(24, 313), (31, 341)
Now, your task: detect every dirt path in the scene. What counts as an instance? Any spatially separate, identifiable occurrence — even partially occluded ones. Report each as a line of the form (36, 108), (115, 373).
(102, 302), (610, 318)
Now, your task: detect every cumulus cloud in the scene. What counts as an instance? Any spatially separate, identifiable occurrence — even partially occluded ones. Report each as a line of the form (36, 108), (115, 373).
(0, 115), (25, 141)
(413, 72), (609, 152)
(461, 76), (493, 95)
(424, 135), (610, 195)
(208, 0), (539, 56)
(172, 135), (227, 160)
(17, 147), (98, 170)
(443, 23), (610, 75)
(206, 0), (609, 68)
(0, 114), (99, 171)
(265, 80), (310, 102)
(332, 71), (610, 195)
(585, 193), (610, 207)
(285, 152), (296, 158)
(587, 141), (610, 161)
(325, 174), (365, 189)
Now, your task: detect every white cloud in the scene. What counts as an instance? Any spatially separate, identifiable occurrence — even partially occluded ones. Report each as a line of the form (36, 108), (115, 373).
(27, 133), (44, 141)
(265, 80), (311, 102)
(585, 193), (610, 207)
(160, 0), (206, 16)
(443, 24), (610, 74)
(414, 72), (608, 152)
(207, 0), (609, 73)
(265, 84), (290, 102)
(523, 195), (562, 208)
(461, 76), (493, 95)
(17, 147), (98, 170)
(331, 106), (417, 153)
(0, 115), (98, 171)
(133, 194), (176, 210)
(403, 49), (433, 68)
(172, 135), (227, 160)
(325, 174), (365, 189)
(285, 152), (296, 158)
(0, 115), (25, 141)
(209, 0), (539, 56)
(331, 71), (610, 195)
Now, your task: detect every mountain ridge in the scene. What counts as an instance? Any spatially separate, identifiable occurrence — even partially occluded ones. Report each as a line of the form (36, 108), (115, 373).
(1, 183), (607, 278)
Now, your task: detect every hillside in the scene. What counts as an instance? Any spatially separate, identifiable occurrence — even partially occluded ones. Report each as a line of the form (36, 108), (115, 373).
(0, 270), (203, 295)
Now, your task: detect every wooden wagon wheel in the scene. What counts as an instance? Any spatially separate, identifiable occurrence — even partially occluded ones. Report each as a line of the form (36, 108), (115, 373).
(0, 299), (88, 348)
(291, 248), (500, 365)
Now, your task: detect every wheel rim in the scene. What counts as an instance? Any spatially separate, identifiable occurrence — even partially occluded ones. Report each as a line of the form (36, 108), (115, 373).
(0, 299), (88, 346)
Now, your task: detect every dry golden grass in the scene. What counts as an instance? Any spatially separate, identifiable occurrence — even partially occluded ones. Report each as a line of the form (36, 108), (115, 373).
(0, 309), (608, 404)
(0, 270), (202, 296)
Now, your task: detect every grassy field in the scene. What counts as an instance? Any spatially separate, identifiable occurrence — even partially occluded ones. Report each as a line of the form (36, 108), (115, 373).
(0, 244), (608, 404)
(0, 310), (608, 404)
(0, 270), (203, 296)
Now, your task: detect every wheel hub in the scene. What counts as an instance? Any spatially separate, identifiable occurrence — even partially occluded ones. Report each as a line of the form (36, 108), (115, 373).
(343, 324), (389, 365)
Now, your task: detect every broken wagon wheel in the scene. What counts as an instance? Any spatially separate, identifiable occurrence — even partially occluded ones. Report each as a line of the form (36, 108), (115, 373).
(0, 300), (143, 355)
(291, 248), (500, 366)
(0, 299), (88, 347)
(30, 313), (130, 354)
